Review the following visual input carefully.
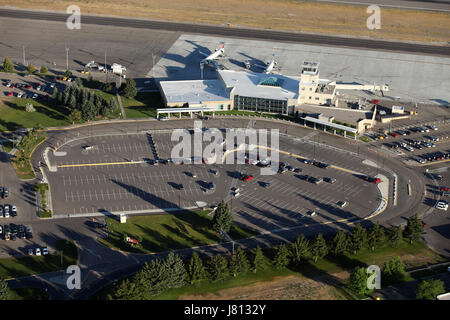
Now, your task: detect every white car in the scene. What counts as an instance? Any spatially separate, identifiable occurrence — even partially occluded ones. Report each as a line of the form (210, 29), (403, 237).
(42, 247), (49, 255)
(307, 210), (316, 217)
(32, 93), (38, 99)
(11, 206), (17, 215)
(35, 248), (41, 256)
(50, 83), (55, 88)
(16, 92), (23, 98)
(435, 201), (448, 211)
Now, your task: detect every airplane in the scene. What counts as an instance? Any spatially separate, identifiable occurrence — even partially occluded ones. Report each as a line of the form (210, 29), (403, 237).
(244, 54), (279, 74)
(199, 44), (226, 68)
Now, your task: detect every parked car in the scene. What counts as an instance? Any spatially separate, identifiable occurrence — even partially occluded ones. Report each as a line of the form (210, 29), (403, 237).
(435, 201), (448, 211)
(364, 176), (381, 184)
(42, 247), (49, 255)
(324, 177), (337, 184)
(28, 248), (34, 256)
(337, 201), (348, 208)
(307, 210), (316, 217)
(35, 248), (41, 256)
(11, 206), (17, 217)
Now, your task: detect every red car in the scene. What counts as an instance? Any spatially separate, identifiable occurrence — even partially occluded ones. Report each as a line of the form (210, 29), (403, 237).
(364, 176), (381, 184)
(6, 92), (13, 96)
(440, 186), (449, 191)
(389, 132), (398, 138)
(25, 84), (32, 89)
(240, 174), (254, 182)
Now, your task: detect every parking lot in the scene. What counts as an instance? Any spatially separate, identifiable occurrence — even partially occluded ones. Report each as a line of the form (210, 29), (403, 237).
(45, 130), (385, 233)
(1, 74), (62, 101)
(367, 120), (450, 165)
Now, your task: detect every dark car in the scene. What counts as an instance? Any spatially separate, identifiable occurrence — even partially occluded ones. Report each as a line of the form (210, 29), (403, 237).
(25, 232), (33, 240)
(293, 168), (302, 173)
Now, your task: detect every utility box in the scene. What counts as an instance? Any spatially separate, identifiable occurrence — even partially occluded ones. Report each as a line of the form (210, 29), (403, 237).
(120, 213), (127, 224)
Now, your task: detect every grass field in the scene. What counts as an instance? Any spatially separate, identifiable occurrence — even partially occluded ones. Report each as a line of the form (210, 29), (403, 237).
(99, 210), (257, 254)
(121, 92), (164, 119)
(4, 0), (449, 43)
(0, 98), (70, 132)
(0, 240), (78, 279)
(92, 238), (445, 300)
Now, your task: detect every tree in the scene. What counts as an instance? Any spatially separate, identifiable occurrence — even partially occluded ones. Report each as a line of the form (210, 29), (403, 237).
(311, 233), (328, 263)
(109, 97), (118, 111)
(63, 86), (71, 105)
(367, 222), (385, 251)
(120, 78), (137, 99)
(349, 224), (368, 254)
(404, 214), (423, 244)
(52, 86), (58, 99)
(27, 63), (36, 74)
(69, 94), (77, 109)
(290, 234), (310, 265)
(64, 69), (72, 77)
(57, 91), (63, 104)
(211, 200), (233, 233)
(0, 279), (10, 300)
(207, 254), (228, 282)
(81, 101), (96, 121)
(68, 109), (81, 124)
(348, 267), (373, 296)
(2, 58), (14, 72)
(187, 252), (206, 285)
(40, 65), (48, 74)
(74, 77), (83, 87)
(273, 243), (290, 269)
(108, 278), (139, 300)
(25, 103), (36, 112)
(252, 245), (264, 273)
(229, 247), (249, 277)
(386, 226), (403, 247)
(331, 230), (348, 256)
(382, 256), (406, 285)
(161, 252), (187, 289)
(416, 279), (445, 300)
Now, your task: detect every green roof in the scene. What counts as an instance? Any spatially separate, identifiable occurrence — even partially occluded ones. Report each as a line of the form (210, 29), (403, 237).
(258, 76), (284, 87)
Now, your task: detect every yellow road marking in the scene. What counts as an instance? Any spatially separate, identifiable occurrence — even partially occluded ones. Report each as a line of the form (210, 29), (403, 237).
(57, 161), (137, 168)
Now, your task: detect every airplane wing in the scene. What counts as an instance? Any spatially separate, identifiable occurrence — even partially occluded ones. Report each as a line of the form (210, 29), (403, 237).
(198, 51), (209, 57)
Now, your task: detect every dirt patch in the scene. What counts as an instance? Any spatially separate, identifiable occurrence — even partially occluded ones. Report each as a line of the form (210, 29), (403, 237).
(3, 1), (450, 43)
(180, 273), (350, 300)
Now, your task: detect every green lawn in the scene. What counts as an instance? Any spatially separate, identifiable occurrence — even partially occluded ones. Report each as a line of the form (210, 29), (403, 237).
(99, 210), (257, 254)
(0, 98), (71, 131)
(0, 240), (78, 279)
(121, 92), (164, 119)
(8, 287), (49, 300)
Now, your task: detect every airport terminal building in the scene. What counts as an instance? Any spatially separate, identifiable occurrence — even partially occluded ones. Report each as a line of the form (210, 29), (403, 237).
(159, 69), (300, 115)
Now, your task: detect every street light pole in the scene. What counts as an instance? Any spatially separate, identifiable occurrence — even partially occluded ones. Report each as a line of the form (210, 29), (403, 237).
(65, 46), (69, 71)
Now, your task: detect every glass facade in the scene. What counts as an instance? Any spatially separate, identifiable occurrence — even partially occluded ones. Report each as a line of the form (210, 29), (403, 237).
(234, 95), (288, 114)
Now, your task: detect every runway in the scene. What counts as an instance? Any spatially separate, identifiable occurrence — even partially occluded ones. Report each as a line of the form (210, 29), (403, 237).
(0, 7), (449, 57)
(312, 0), (450, 12)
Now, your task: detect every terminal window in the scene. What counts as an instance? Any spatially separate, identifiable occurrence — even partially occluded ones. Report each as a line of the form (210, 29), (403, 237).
(234, 95), (287, 114)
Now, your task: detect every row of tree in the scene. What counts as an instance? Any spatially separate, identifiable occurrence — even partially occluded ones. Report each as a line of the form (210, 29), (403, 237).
(107, 213), (425, 300)
(2, 57), (48, 74)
